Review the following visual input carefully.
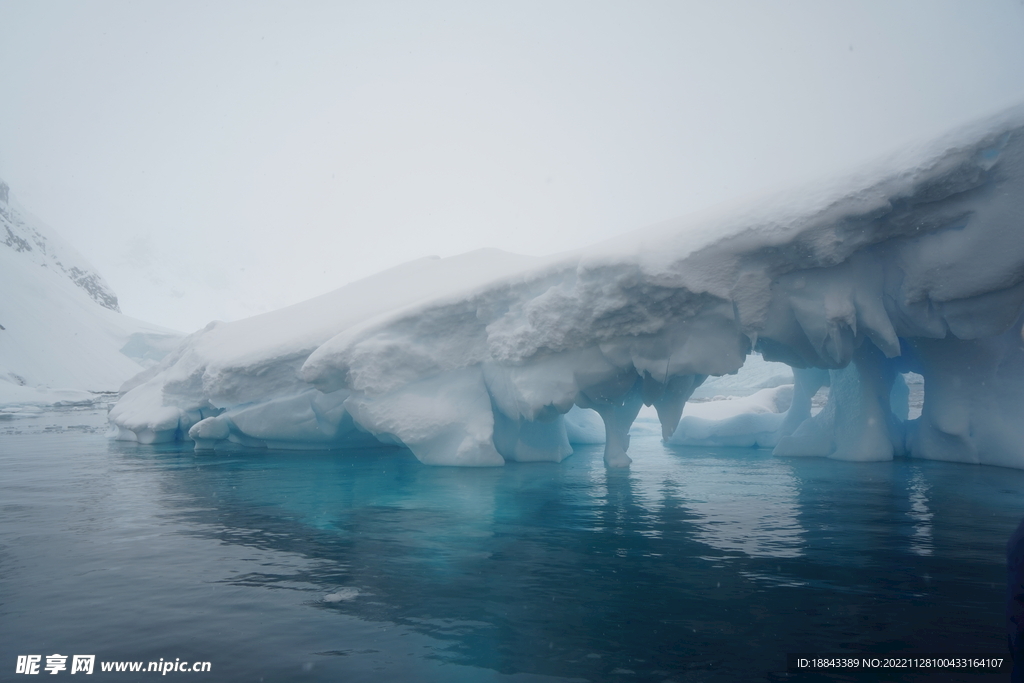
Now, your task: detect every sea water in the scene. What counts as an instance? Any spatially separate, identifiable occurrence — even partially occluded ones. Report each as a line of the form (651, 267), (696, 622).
(1, 408), (1020, 682)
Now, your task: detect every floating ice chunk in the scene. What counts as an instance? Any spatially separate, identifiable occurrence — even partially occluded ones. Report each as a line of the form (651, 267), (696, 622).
(108, 104), (1024, 470)
(324, 588), (360, 603)
(690, 353), (793, 399)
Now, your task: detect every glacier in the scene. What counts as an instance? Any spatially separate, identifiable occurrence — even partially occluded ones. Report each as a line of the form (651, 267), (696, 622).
(0, 180), (181, 409)
(110, 105), (1024, 470)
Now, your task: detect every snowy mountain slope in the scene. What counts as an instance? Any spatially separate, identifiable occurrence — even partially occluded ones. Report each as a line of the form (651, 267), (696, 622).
(0, 180), (181, 407)
(111, 104), (1024, 470)
(1, 181), (120, 312)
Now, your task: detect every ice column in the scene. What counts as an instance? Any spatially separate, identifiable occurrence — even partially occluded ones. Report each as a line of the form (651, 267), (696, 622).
(576, 375), (644, 468)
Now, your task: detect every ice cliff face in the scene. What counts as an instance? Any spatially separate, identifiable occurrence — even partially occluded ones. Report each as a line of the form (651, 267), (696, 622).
(111, 105), (1024, 469)
(0, 180), (181, 406)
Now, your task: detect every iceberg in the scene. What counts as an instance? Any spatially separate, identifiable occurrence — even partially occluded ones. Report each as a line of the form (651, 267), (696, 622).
(111, 105), (1024, 469)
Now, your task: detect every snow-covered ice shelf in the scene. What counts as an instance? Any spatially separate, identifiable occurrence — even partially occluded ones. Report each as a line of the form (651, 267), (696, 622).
(111, 105), (1024, 469)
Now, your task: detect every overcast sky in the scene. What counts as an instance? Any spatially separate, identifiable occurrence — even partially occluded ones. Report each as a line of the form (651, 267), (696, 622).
(2, 1), (1024, 333)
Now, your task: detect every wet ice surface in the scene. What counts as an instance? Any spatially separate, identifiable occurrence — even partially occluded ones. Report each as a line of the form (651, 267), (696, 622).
(1, 409), (1019, 682)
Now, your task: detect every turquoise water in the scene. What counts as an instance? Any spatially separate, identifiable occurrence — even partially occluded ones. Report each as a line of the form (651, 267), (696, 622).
(1, 409), (1020, 682)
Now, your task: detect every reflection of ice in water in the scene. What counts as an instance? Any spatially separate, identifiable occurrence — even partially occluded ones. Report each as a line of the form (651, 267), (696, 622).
(584, 447), (610, 532)
(678, 456), (805, 558)
(584, 417), (681, 539)
(907, 468), (933, 556)
(626, 415), (674, 519)
(581, 420), (806, 557)
(622, 422), (686, 540)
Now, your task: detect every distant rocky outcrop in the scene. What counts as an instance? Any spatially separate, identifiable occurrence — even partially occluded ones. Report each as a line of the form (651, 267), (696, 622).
(0, 179), (120, 312)
(1, 178), (182, 406)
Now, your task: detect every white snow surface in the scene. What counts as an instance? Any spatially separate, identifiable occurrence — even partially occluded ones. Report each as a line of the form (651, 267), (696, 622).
(111, 104), (1024, 469)
(0, 181), (181, 408)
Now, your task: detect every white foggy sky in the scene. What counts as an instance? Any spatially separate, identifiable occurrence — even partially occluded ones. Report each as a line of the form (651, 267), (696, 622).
(2, 1), (1023, 333)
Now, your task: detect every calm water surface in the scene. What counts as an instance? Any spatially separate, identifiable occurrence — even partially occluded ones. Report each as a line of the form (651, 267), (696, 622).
(1, 408), (1021, 682)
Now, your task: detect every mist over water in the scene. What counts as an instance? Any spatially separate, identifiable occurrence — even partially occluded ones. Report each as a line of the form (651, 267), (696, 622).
(1, 409), (1018, 681)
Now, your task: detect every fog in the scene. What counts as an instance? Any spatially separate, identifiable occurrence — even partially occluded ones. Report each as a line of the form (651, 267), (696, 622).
(2, 0), (1023, 332)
